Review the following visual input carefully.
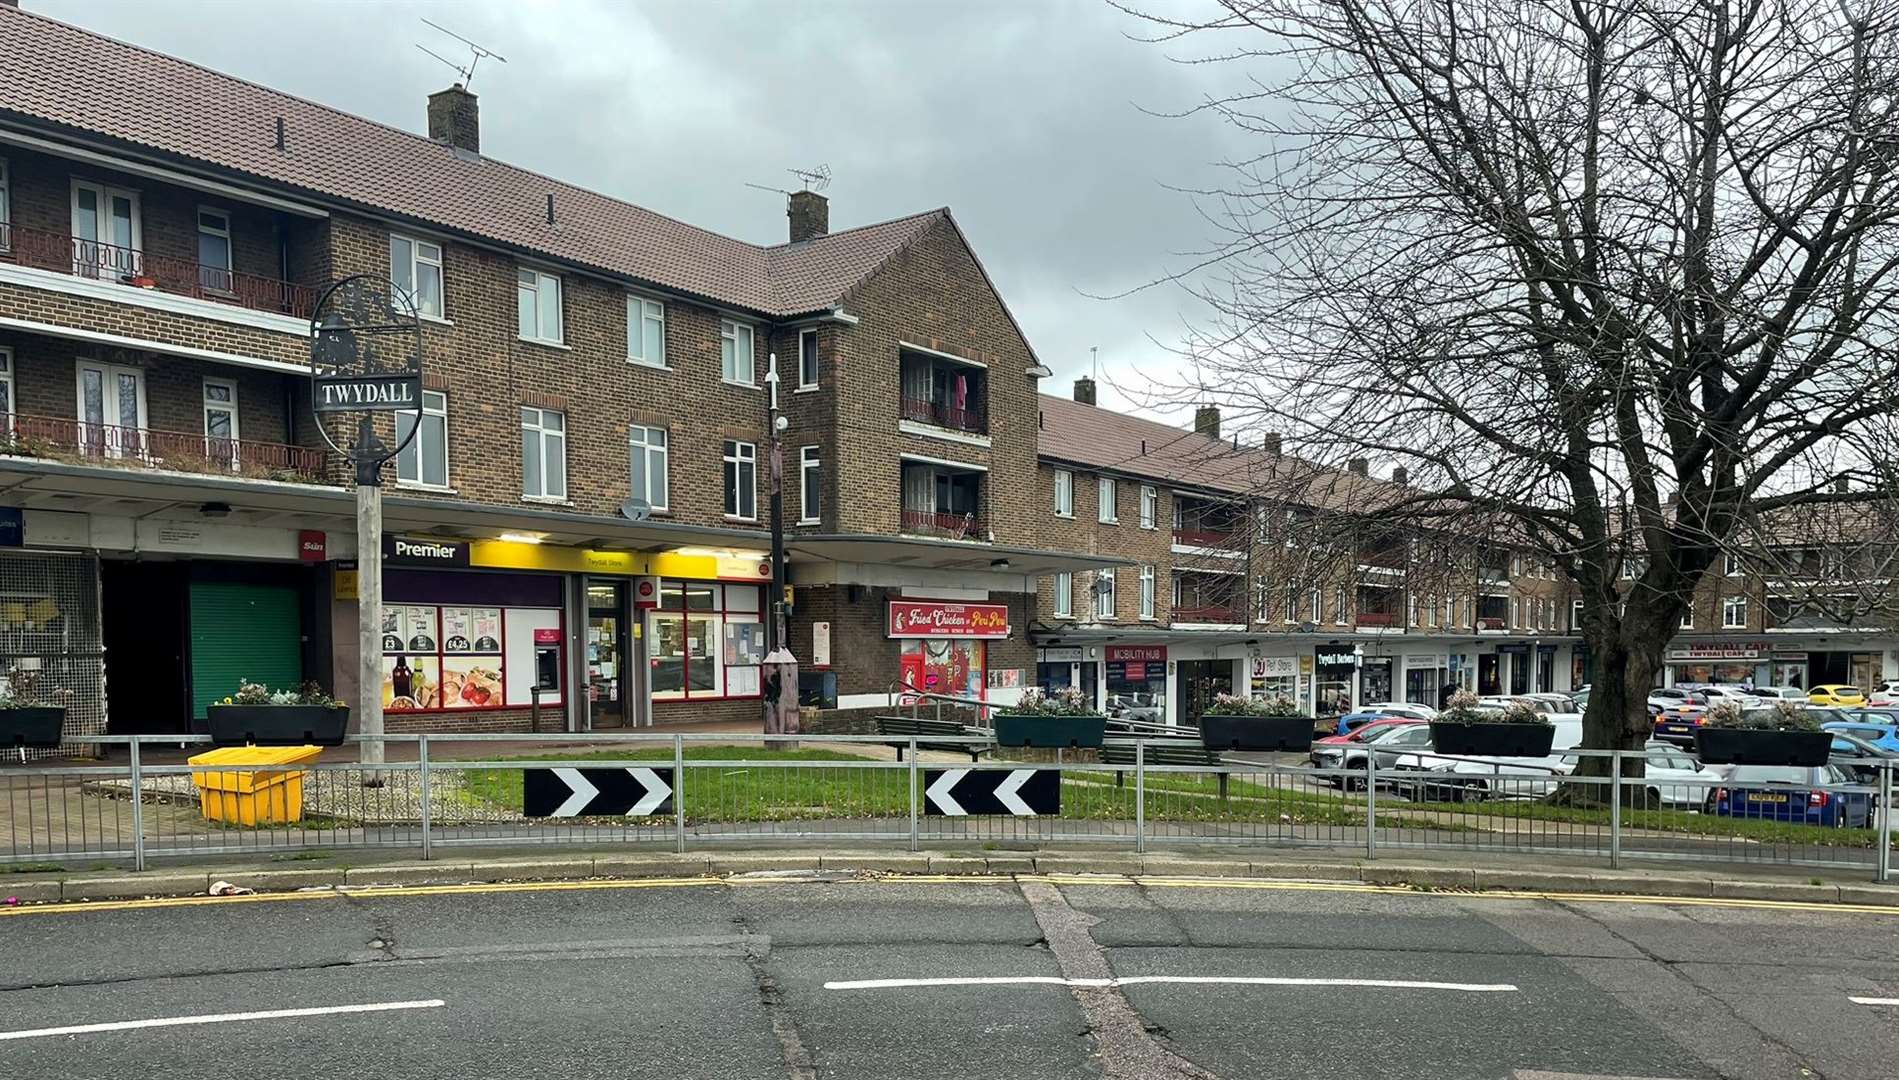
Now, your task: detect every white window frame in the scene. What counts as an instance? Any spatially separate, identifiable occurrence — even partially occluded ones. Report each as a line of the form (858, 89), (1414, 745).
(1285, 584), (1299, 624)
(1309, 587), (1323, 623)
(1097, 476), (1117, 523)
(797, 328), (819, 389)
(1096, 568), (1117, 620)
(798, 445), (820, 524)
(0, 346), (14, 427)
(1680, 605), (1695, 631)
(201, 376), (239, 470)
(1139, 565), (1155, 620)
(1053, 469), (1073, 517)
(1334, 586), (1348, 626)
(397, 389), (450, 489)
(516, 267), (563, 345)
(720, 319), (756, 386)
(0, 157), (9, 252)
(1407, 594), (1417, 628)
(628, 423), (669, 513)
(1722, 595), (1748, 629)
(1052, 572), (1073, 618)
(519, 405), (567, 499)
(627, 294), (666, 368)
(723, 439), (758, 520)
(70, 179), (142, 278)
(1571, 599), (1583, 630)
(1724, 552), (1742, 576)
(74, 360), (148, 457)
(195, 206), (233, 295)
(1139, 485), (1157, 529)
(389, 233), (445, 320)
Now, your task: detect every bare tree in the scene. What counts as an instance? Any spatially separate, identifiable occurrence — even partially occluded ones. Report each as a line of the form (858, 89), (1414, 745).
(1124, 0), (1899, 779)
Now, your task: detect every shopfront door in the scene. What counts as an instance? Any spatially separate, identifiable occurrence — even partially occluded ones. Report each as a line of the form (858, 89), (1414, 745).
(1478, 654), (1501, 696)
(585, 580), (629, 728)
(1175, 659), (1233, 728)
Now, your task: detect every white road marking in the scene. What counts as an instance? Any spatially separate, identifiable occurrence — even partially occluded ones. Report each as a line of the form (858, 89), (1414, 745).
(626, 767), (671, 816)
(925, 768), (968, 816)
(0, 999), (446, 1041)
(1850, 996), (1899, 1006)
(824, 975), (1517, 992)
(549, 768), (598, 817)
(995, 769), (1036, 816)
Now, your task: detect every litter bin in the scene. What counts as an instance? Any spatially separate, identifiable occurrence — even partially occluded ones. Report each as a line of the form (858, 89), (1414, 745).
(187, 745), (323, 826)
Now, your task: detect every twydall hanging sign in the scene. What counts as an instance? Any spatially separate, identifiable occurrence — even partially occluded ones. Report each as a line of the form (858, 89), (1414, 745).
(309, 274), (424, 485)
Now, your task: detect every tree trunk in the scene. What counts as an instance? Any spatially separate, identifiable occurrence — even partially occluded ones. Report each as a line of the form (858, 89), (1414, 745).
(1553, 631), (1655, 805)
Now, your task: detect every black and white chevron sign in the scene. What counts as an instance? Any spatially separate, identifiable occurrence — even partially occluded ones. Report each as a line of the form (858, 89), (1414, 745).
(523, 766), (674, 818)
(923, 768), (1059, 816)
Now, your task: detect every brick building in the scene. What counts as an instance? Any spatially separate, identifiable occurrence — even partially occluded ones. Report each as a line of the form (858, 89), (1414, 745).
(0, 5), (1111, 739)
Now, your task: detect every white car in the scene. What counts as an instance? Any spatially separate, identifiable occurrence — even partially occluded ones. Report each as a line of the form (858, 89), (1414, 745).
(1698, 685), (1756, 701)
(1747, 686), (1809, 702)
(1477, 694), (1574, 715)
(1557, 741), (1713, 809)
(1359, 701), (1437, 721)
(1872, 681), (1899, 707)
(1387, 715), (1585, 801)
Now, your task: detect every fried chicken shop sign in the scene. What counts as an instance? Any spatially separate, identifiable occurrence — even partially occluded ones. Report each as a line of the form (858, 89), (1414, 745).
(887, 600), (1011, 639)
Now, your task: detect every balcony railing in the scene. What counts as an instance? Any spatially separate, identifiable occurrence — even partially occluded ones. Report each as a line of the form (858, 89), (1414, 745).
(1172, 604), (1244, 625)
(1172, 526), (1236, 549)
(4, 413), (329, 483)
(1356, 611), (1401, 627)
(0, 221), (317, 320)
(900, 397), (987, 435)
(900, 507), (987, 541)
(1476, 617), (1507, 630)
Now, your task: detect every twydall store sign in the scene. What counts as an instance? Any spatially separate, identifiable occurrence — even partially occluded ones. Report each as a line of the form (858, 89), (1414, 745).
(887, 600), (1011, 639)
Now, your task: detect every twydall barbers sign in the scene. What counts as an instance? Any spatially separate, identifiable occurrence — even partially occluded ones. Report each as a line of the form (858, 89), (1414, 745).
(314, 374), (423, 413)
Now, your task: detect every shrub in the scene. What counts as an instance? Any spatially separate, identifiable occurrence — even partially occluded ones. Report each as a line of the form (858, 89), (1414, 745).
(1204, 693), (1305, 717)
(1703, 698), (1822, 732)
(222, 679), (344, 709)
(1003, 687), (1103, 717)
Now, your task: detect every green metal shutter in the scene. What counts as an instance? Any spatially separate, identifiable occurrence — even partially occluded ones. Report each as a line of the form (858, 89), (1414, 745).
(189, 581), (302, 719)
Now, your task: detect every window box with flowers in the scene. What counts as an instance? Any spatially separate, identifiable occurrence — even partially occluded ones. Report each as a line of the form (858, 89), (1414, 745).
(0, 668), (69, 748)
(205, 679), (349, 747)
(1198, 693), (1315, 752)
(993, 687), (1107, 748)
(1428, 692), (1555, 757)
(1694, 700), (1829, 767)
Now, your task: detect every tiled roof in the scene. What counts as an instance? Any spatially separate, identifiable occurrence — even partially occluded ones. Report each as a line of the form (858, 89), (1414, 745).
(0, 6), (942, 317)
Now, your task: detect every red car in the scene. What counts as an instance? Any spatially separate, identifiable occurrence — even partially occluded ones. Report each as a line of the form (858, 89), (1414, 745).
(1312, 717), (1419, 748)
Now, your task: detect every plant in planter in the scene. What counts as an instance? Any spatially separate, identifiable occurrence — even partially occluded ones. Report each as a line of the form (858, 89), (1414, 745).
(993, 687), (1107, 748)
(206, 678), (349, 747)
(1200, 693), (1316, 751)
(1428, 690), (1556, 757)
(1695, 698), (1829, 766)
(0, 667), (71, 749)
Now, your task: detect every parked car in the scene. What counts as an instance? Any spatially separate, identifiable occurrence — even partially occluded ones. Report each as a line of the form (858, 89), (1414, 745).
(1334, 709), (1402, 735)
(1747, 686), (1809, 702)
(1475, 694), (1574, 715)
(1652, 692), (1712, 746)
(1710, 764), (1873, 828)
(1821, 716), (1899, 754)
(1809, 684), (1868, 707)
(1626, 742), (1714, 809)
(1310, 720), (1432, 787)
(1357, 701), (1437, 721)
(1387, 715), (1585, 802)
(1823, 730), (1899, 785)
(1870, 681), (1899, 706)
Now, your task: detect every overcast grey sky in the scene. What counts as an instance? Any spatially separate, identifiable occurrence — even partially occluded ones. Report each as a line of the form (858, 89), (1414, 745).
(36, 0), (1245, 417)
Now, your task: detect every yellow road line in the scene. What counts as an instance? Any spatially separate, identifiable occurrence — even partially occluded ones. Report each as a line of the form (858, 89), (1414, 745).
(3, 870), (1895, 918)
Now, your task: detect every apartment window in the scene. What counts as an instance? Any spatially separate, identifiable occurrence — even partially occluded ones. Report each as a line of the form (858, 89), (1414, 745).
(1139, 565), (1155, 619)
(1285, 584), (1299, 623)
(0, 346), (14, 426)
(1679, 605), (1695, 631)
(627, 295), (665, 368)
(520, 406), (566, 499)
(1571, 599), (1584, 630)
(1309, 587), (1323, 623)
(1722, 595), (1748, 629)
(390, 234), (444, 319)
(798, 329), (819, 389)
(723, 439), (757, 519)
(798, 446), (820, 523)
(1139, 486), (1157, 529)
(1098, 476), (1117, 523)
(1053, 469), (1073, 516)
(1096, 568), (1117, 619)
(1724, 552), (1742, 576)
(1511, 597), (1521, 628)
(397, 390), (449, 488)
(1441, 596), (1452, 626)
(1510, 555), (1522, 578)
(1053, 572), (1073, 618)
(1407, 594), (1418, 627)
(1334, 586), (1348, 625)
(1255, 582), (1270, 622)
(516, 268), (562, 344)
(628, 424), (669, 512)
(71, 180), (140, 279)
(0, 158), (9, 251)
(720, 320), (756, 385)
(196, 208), (232, 294)
(201, 377), (238, 470)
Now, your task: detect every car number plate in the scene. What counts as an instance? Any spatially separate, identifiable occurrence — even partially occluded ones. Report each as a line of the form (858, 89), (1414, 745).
(1746, 793), (1789, 803)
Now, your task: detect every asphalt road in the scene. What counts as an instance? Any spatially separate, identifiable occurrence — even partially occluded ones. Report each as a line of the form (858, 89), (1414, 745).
(4, 874), (1898, 1079)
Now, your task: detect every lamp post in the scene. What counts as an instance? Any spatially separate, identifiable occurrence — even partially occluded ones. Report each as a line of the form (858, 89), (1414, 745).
(1351, 641), (1365, 711)
(762, 352), (799, 738)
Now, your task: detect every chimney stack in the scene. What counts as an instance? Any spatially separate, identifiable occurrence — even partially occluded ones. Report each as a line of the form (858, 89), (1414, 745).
(1073, 377), (1096, 405)
(1262, 432), (1282, 456)
(788, 190), (829, 242)
(1835, 477), (1850, 494)
(1391, 465), (1408, 486)
(1193, 405), (1221, 439)
(428, 84), (480, 154)
(1348, 457), (1370, 477)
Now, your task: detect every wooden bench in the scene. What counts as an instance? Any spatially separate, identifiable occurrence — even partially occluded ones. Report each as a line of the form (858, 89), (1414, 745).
(1099, 742), (1232, 801)
(875, 715), (993, 762)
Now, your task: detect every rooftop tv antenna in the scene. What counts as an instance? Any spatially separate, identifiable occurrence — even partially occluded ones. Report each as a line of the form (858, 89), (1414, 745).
(744, 164), (833, 197)
(416, 18), (508, 88)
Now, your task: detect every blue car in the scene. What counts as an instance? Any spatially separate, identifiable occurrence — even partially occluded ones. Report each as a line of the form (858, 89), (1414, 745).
(1823, 714), (1899, 753)
(1712, 764), (1873, 828)
(1336, 710), (1395, 735)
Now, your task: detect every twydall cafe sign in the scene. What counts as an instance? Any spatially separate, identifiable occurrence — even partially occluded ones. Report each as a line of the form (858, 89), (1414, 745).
(887, 600), (1011, 639)
(314, 374), (423, 413)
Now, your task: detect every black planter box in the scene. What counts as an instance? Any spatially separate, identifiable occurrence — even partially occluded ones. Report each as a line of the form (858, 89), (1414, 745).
(994, 713), (1106, 748)
(1695, 727), (1830, 767)
(0, 706), (65, 748)
(206, 704), (350, 747)
(1429, 720), (1555, 757)
(1199, 713), (1315, 752)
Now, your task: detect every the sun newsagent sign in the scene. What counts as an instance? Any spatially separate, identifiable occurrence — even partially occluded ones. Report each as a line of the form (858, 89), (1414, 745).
(887, 599), (1011, 639)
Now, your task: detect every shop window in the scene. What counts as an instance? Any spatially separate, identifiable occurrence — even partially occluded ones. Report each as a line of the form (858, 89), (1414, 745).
(521, 406), (566, 499)
(516, 267), (563, 344)
(724, 439), (757, 520)
(628, 423), (668, 511)
(380, 598), (562, 714)
(397, 390), (449, 489)
(900, 638), (986, 701)
(391, 234), (445, 320)
(649, 582), (764, 700)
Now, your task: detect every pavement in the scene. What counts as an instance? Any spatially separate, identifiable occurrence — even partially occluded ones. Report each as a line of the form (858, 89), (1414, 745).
(4, 868), (1899, 1078)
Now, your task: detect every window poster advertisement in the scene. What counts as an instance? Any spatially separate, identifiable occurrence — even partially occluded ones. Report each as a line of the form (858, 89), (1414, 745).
(441, 656), (504, 709)
(404, 606), (438, 652)
(442, 607), (502, 654)
(382, 653), (442, 710)
(381, 606), (405, 653)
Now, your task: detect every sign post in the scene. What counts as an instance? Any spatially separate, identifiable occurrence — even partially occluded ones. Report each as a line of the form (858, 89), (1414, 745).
(309, 275), (422, 773)
(763, 351), (799, 740)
